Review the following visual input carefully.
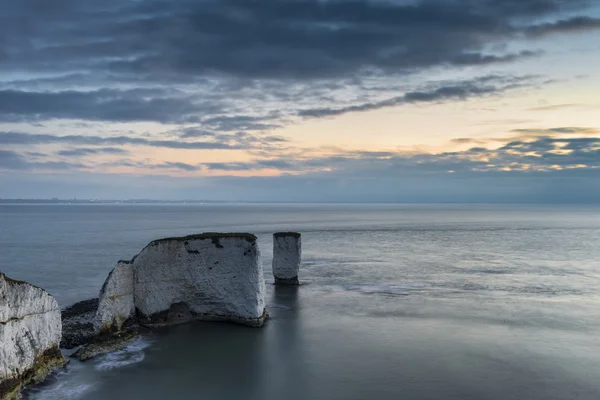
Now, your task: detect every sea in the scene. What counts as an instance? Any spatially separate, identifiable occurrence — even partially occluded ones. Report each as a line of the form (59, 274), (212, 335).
(1, 203), (599, 400)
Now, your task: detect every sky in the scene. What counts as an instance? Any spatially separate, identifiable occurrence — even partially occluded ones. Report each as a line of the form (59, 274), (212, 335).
(1, 0), (600, 202)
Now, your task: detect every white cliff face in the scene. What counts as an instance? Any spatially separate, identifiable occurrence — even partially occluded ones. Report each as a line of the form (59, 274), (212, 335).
(0, 273), (66, 399)
(272, 233), (302, 285)
(94, 261), (135, 334)
(94, 233), (267, 333)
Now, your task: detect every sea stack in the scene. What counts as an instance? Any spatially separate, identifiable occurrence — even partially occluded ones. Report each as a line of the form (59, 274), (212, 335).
(0, 273), (67, 400)
(272, 232), (302, 285)
(94, 233), (268, 336)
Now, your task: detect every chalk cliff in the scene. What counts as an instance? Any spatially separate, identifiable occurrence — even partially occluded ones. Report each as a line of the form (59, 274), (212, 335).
(0, 273), (66, 400)
(94, 233), (267, 335)
(272, 232), (302, 285)
(95, 261), (134, 334)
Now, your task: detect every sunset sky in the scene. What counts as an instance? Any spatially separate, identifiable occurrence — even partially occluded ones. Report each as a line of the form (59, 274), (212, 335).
(1, 0), (600, 202)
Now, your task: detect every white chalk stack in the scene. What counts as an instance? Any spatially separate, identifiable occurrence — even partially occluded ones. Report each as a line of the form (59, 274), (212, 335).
(94, 233), (268, 335)
(272, 232), (302, 285)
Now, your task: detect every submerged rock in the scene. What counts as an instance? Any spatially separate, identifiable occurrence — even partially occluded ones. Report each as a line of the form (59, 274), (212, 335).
(272, 232), (302, 285)
(0, 273), (67, 400)
(94, 232), (268, 336)
(60, 298), (98, 349)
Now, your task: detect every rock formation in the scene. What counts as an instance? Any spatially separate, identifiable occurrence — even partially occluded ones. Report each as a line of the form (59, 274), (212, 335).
(61, 298), (98, 349)
(95, 261), (134, 334)
(94, 233), (267, 336)
(272, 232), (302, 285)
(0, 273), (67, 400)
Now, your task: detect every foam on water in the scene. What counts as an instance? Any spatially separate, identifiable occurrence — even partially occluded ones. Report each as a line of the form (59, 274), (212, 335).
(335, 283), (428, 296)
(302, 260), (328, 266)
(26, 338), (154, 399)
(26, 362), (95, 400)
(93, 337), (153, 371)
(267, 303), (294, 310)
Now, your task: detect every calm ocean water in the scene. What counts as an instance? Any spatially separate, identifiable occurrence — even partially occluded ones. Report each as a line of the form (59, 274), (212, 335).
(1, 203), (600, 400)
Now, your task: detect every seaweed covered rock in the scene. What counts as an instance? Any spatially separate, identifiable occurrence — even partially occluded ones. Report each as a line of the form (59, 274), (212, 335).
(0, 273), (67, 400)
(272, 232), (302, 285)
(94, 233), (267, 335)
(71, 330), (138, 361)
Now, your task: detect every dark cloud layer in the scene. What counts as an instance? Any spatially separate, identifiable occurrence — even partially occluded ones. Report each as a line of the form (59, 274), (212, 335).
(299, 75), (531, 118)
(0, 0), (597, 127)
(526, 16), (600, 37)
(0, 149), (86, 171)
(0, 131), (285, 150)
(0, 89), (218, 123)
(57, 147), (130, 157)
(2, 0), (598, 82)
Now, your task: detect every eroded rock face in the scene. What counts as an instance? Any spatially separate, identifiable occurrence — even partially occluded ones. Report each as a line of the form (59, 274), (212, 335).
(272, 232), (302, 285)
(95, 261), (134, 334)
(0, 273), (66, 399)
(93, 233), (267, 335)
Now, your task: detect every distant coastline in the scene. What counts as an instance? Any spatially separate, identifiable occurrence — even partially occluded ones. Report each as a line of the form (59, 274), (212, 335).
(1, 199), (599, 205)
(0, 199), (229, 204)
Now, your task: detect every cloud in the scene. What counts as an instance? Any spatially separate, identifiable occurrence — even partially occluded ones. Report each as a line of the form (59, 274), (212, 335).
(197, 135), (600, 175)
(196, 115), (283, 133)
(298, 75), (532, 118)
(0, 88), (219, 123)
(1, 0), (599, 202)
(152, 162), (202, 172)
(512, 127), (599, 136)
(1, 0), (593, 84)
(0, 131), (276, 150)
(451, 138), (484, 145)
(0, 150), (87, 171)
(3, 133), (600, 203)
(526, 16), (600, 37)
(203, 159), (295, 171)
(57, 147), (129, 157)
(0, 1), (594, 127)
(528, 104), (597, 112)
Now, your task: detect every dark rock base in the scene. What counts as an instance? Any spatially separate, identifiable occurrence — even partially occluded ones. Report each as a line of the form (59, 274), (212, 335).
(138, 304), (269, 328)
(274, 276), (300, 286)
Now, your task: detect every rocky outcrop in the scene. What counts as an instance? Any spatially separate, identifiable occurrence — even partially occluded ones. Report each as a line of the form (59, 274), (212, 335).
(0, 273), (67, 400)
(272, 232), (302, 285)
(61, 298), (98, 349)
(71, 330), (138, 361)
(94, 233), (267, 336)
